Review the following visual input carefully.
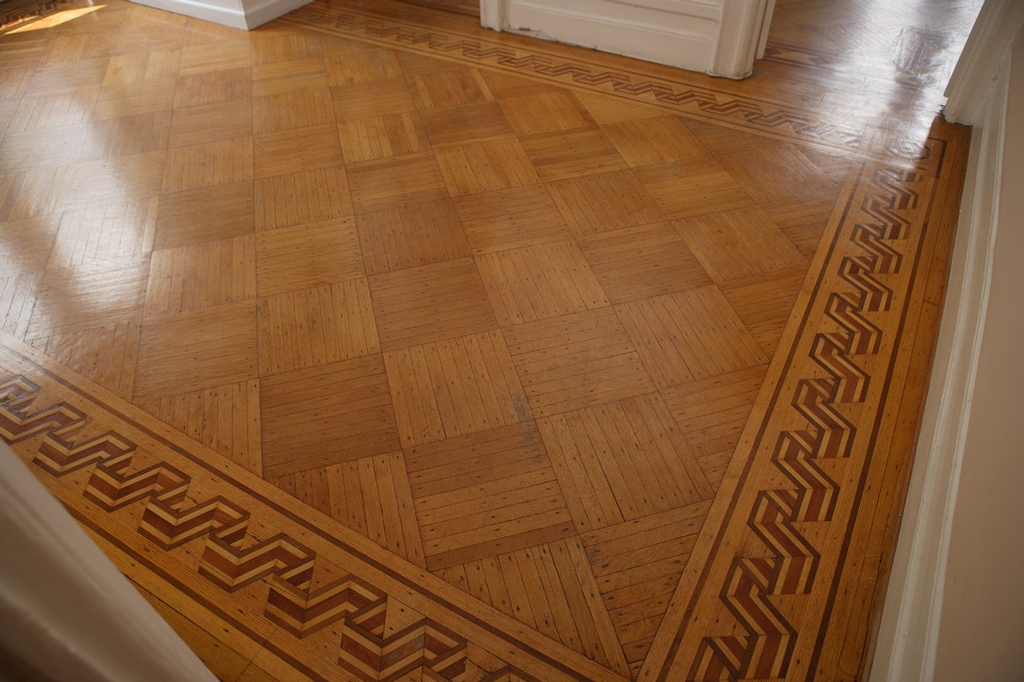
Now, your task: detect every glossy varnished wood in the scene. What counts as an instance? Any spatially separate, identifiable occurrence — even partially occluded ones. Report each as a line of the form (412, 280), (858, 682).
(0, 0), (979, 680)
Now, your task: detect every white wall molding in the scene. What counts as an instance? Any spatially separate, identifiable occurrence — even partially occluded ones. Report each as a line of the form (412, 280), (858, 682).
(478, 0), (772, 78)
(712, 0), (771, 77)
(944, 0), (1024, 124)
(130, 0), (309, 30)
(0, 442), (218, 682)
(870, 1), (1024, 679)
(239, 0), (310, 29)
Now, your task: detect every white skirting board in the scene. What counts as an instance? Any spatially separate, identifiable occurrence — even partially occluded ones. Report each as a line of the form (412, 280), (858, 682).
(479, 0), (774, 78)
(870, 0), (1024, 679)
(129, 0), (310, 30)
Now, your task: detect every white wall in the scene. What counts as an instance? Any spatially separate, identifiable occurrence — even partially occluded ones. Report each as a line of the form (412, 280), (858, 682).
(0, 441), (217, 682)
(479, 0), (774, 78)
(871, 1), (1024, 679)
(932, 22), (1024, 682)
(129, 0), (309, 30)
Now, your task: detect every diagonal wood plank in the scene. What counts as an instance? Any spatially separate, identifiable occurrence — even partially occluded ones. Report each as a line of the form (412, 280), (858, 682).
(615, 286), (767, 390)
(504, 307), (656, 418)
(475, 239), (609, 326)
(404, 422), (575, 570)
(260, 354), (401, 477)
(325, 451), (427, 568)
(383, 329), (530, 446)
(369, 258), (498, 352)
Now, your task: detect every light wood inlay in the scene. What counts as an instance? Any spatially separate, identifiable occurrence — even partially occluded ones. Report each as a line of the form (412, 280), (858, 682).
(0, 0), (978, 679)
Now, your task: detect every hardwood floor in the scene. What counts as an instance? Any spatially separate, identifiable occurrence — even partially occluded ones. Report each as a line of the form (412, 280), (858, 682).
(0, 0), (980, 680)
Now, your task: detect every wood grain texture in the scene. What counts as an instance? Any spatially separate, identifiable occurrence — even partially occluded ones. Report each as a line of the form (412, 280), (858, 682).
(357, 199), (470, 275)
(0, 0), (978, 679)
(260, 354), (401, 476)
(384, 329), (529, 446)
(504, 307), (657, 418)
(133, 300), (258, 401)
(615, 286), (768, 390)
(369, 258), (498, 351)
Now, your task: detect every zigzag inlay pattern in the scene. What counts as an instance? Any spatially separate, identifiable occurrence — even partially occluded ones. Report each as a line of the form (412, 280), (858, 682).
(0, 376), (533, 680)
(282, 4), (865, 153)
(684, 162), (927, 680)
(266, 574), (387, 638)
(340, 616), (467, 682)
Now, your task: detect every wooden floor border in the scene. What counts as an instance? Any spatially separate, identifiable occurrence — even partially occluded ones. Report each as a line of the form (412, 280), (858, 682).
(0, 335), (622, 681)
(0, 118), (968, 681)
(279, 1), (912, 162)
(642, 123), (969, 680)
(0, 0), (974, 677)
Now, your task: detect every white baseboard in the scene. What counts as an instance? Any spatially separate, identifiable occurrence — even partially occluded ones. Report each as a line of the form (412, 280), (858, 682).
(869, 3), (1021, 679)
(241, 0), (311, 29)
(480, 0), (770, 78)
(129, 0), (309, 30)
(504, 0), (716, 72)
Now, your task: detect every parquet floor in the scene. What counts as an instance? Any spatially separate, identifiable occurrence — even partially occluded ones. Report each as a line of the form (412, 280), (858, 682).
(0, 0), (981, 680)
